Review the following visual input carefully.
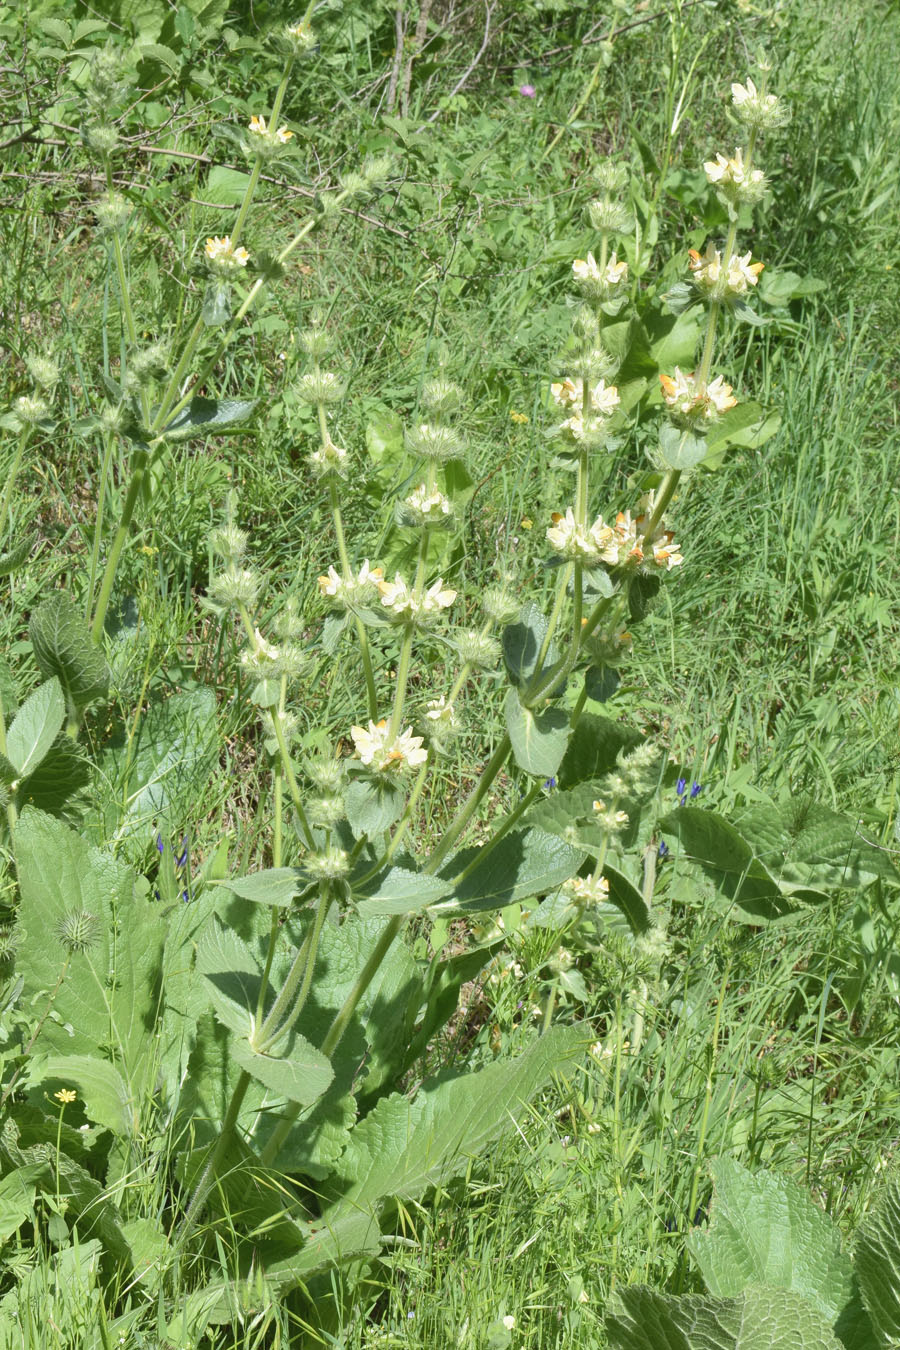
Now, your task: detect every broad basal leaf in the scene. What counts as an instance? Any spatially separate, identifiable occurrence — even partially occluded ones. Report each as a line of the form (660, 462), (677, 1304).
(5, 678), (64, 777)
(606, 1285), (843, 1350)
(659, 807), (796, 922)
(854, 1170), (900, 1343)
(436, 827), (584, 914)
(29, 593), (109, 712)
(505, 689), (571, 777)
(353, 865), (452, 917)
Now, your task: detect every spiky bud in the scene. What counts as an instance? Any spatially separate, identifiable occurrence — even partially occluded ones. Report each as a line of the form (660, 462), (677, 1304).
(455, 629), (501, 669)
(58, 910), (100, 955)
(421, 378), (463, 416)
(295, 371), (345, 405)
(95, 191), (131, 233)
(25, 356), (59, 392)
(587, 197), (632, 235)
(405, 422), (465, 463)
(482, 586), (519, 626)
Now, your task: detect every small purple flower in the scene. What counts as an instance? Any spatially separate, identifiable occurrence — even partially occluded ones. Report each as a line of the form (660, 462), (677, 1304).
(543, 776), (556, 790)
(175, 836), (189, 868)
(156, 834), (165, 855)
(690, 782), (702, 799)
(675, 777), (687, 797)
(658, 840), (669, 860)
(519, 83), (536, 98)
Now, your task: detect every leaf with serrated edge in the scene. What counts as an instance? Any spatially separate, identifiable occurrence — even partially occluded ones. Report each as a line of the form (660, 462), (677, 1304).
(5, 678), (64, 777)
(606, 1285), (843, 1349)
(436, 827), (584, 915)
(505, 689), (570, 777)
(854, 1170), (900, 1342)
(353, 866), (452, 917)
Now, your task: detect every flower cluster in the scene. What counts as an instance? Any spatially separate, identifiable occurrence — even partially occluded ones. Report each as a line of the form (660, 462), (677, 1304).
(571, 251), (629, 304)
(562, 874), (610, 906)
(308, 435), (348, 479)
(317, 559), (383, 608)
(550, 376), (620, 442)
(546, 508), (619, 566)
(731, 77), (788, 130)
(378, 573), (456, 623)
(704, 148), (766, 206)
(398, 483), (453, 529)
(205, 236), (250, 270)
(350, 720), (428, 773)
(659, 368), (737, 423)
(689, 242), (763, 297)
(249, 114), (293, 144)
(547, 497), (682, 573)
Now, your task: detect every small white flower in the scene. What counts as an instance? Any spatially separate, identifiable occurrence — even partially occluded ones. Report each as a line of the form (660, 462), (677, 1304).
(318, 559), (383, 605)
(659, 368), (737, 420)
(689, 243), (763, 296)
(703, 147), (765, 195)
(502, 1315), (516, 1331)
(404, 483), (453, 524)
(425, 694), (457, 727)
(308, 436), (348, 478)
(205, 235), (250, 268)
(350, 719), (428, 772)
(241, 628), (280, 667)
(563, 875), (610, 905)
(727, 250), (765, 293)
(249, 113), (293, 143)
(572, 251), (629, 297)
(419, 576), (457, 615)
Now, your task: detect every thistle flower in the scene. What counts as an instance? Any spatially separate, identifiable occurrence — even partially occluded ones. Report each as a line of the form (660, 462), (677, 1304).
(205, 236), (250, 269)
(659, 368), (737, 421)
(350, 719), (428, 772)
(248, 113), (293, 144)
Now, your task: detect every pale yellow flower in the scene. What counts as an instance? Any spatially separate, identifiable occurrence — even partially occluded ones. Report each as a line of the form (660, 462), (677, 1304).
(318, 559), (383, 602)
(404, 483), (452, 522)
(572, 251), (628, 292)
(54, 1089), (77, 1104)
(703, 147), (764, 192)
(350, 719), (428, 772)
(248, 113), (293, 143)
(659, 368), (737, 419)
(425, 694), (457, 727)
(205, 235), (250, 268)
(241, 628), (280, 667)
(563, 875), (610, 905)
(726, 250), (765, 293)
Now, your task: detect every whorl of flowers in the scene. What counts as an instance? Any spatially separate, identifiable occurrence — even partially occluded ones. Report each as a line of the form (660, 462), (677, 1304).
(571, 251), (629, 303)
(205, 236), (250, 270)
(703, 148), (766, 205)
(659, 368), (737, 422)
(731, 77), (789, 130)
(688, 242), (764, 298)
(350, 720), (428, 773)
(378, 573), (456, 623)
(550, 376), (620, 442)
(317, 559), (383, 609)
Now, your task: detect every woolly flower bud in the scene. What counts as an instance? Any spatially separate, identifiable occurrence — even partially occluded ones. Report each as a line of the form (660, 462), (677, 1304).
(688, 242), (764, 298)
(285, 19), (317, 52)
(308, 795), (346, 829)
(25, 356), (59, 392)
(482, 586), (519, 626)
(318, 559), (383, 609)
(57, 909), (100, 955)
(572, 251), (628, 302)
(95, 191), (131, 233)
(731, 77), (789, 130)
(86, 48), (127, 107)
(455, 629), (500, 669)
(12, 395), (49, 428)
(398, 484), (453, 529)
(295, 371), (344, 405)
(306, 846), (351, 881)
(206, 565), (263, 610)
(275, 641), (306, 681)
(338, 171), (368, 197)
(299, 324), (332, 360)
(378, 573), (456, 623)
(83, 124), (119, 157)
(562, 875), (610, 906)
(350, 719), (428, 773)
(362, 154), (395, 188)
(274, 596), (306, 641)
(421, 378), (463, 416)
(124, 342), (169, 394)
(405, 422), (465, 463)
(659, 368), (737, 422)
(304, 756), (344, 793)
(587, 197), (632, 235)
(590, 159), (628, 193)
(308, 436), (348, 479)
(262, 707), (299, 742)
(703, 148), (767, 205)
(209, 522), (248, 563)
(205, 236), (250, 270)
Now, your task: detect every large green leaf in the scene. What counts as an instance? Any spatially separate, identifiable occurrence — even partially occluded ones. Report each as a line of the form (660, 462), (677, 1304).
(5, 678), (64, 777)
(100, 688), (218, 851)
(733, 798), (898, 890)
(29, 593), (109, 712)
(505, 689), (571, 777)
(558, 714), (643, 788)
(225, 867), (309, 909)
(196, 919), (264, 1037)
(353, 865), (452, 917)
(854, 1171), (900, 1343)
(326, 1025), (584, 1212)
(0, 1167), (41, 1242)
(436, 828), (584, 915)
(502, 601), (561, 690)
(162, 396), (256, 439)
(34, 1055), (137, 1136)
(659, 807), (796, 922)
(14, 811), (165, 1100)
(16, 735), (91, 815)
(606, 1285), (843, 1349)
(688, 1160), (867, 1339)
(232, 1031), (333, 1106)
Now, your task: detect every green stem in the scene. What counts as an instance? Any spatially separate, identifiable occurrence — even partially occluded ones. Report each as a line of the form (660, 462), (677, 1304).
(328, 480), (377, 718)
(151, 318), (205, 434)
(257, 889), (330, 1050)
(85, 430), (116, 620)
(321, 914), (404, 1059)
(0, 429), (30, 543)
(90, 445), (148, 642)
(0, 687), (17, 835)
(425, 733), (512, 875)
(177, 1070), (252, 1245)
(388, 523), (430, 741)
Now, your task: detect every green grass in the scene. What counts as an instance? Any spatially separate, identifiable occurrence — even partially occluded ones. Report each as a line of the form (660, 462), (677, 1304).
(0, 0), (899, 1343)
